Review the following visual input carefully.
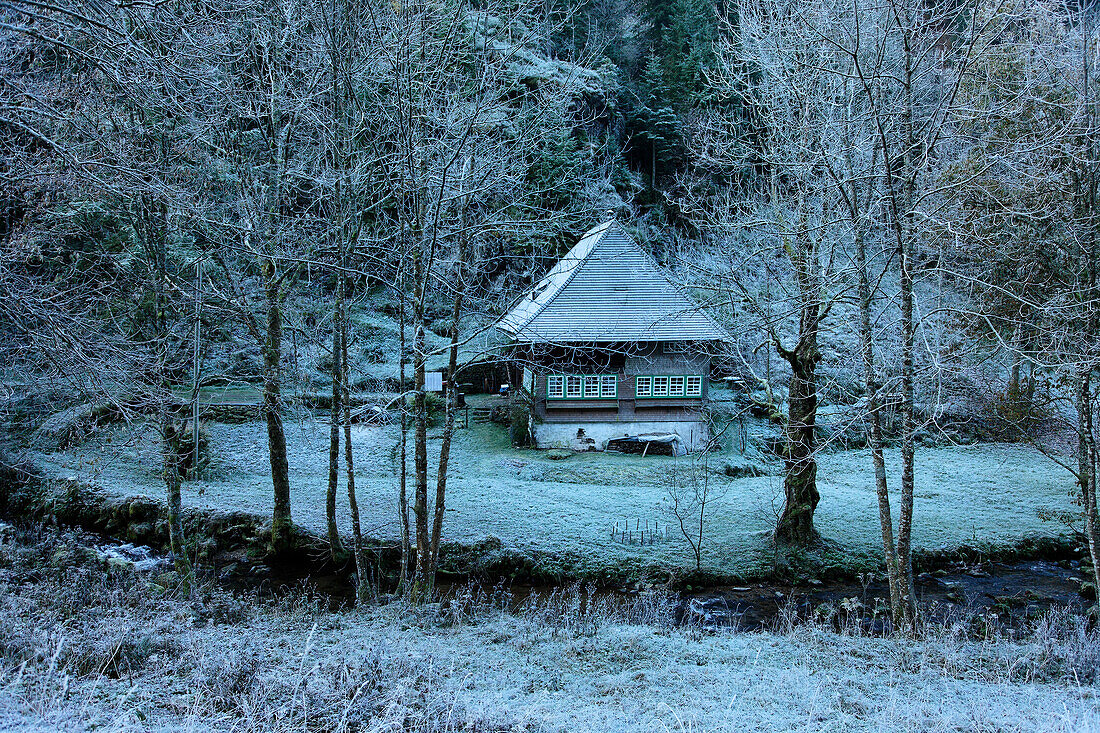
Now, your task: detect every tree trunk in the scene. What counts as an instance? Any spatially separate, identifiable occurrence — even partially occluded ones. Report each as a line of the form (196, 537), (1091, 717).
(397, 273), (411, 593)
(855, 226), (904, 622)
(1078, 373), (1100, 596)
(775, 229), (823, 546)
(148, 190), (191, 587)
(428, 200), (467, 576)
(896, 216), (919, 623)
(162, 416), (193, 584)
(326, 272), (345, 562)
(263, 258), (293, 555)
(412, 316), (430, 596)
(341, 300), (369, 603)
(775, 338), (820, 544)
(429, 305), (462, 577)
(190, 260), (202, 481)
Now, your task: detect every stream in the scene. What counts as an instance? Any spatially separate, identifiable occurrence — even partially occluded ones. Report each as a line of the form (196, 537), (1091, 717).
(30, 522), (1091, 632)
(681, 560), (1090, 631)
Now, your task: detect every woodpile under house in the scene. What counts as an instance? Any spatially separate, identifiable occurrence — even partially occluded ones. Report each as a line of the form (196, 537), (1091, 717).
(496, 220), (731, 453)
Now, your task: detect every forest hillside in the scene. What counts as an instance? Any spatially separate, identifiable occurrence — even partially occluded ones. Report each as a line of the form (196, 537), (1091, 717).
(3, 0), (1100, 729)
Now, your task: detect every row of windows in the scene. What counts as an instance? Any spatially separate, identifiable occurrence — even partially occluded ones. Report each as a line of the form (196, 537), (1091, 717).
(547, 374), (618, 399)
(635, 375), (703, 398)
(546, 374), (703, 399)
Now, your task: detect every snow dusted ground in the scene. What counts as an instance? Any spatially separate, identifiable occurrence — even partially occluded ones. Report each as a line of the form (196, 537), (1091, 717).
(2, 498), (1096, 733)
(4, 584), (1099, 732)
(35, 417), (1077, 577)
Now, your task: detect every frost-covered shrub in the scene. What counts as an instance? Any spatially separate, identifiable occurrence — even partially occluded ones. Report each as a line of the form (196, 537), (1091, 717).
(406, 392), (445, 428)
(0, 446), (43, 515)
(508, 403), (532, 447)
(35, 402), (122, 449)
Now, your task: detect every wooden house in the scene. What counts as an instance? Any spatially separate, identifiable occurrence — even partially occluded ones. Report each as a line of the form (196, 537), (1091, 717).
(497, 220), (730, 451)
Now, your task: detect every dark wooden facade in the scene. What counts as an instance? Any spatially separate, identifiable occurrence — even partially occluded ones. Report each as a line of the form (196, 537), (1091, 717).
(515, 342), (711, 425)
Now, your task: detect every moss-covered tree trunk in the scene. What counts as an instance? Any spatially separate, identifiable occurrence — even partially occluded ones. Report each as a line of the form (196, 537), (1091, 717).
(161, 417), (193, 583)
(896, 227), (918, 620)
(1077, 372), (1100, 598)
(775, 225), (824, 546)
(775, 336), (820, 544)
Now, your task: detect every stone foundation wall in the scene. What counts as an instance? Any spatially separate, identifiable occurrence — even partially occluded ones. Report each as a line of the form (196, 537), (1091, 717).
(534, 420), (711, 451)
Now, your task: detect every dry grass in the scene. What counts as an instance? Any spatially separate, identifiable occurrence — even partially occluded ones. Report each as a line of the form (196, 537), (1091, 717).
(2, 525), (1099, 732)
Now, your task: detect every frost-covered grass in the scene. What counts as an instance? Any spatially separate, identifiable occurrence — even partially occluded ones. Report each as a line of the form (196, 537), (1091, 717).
(1, 525), (1099, 733)
(34, 416), (1077, 579)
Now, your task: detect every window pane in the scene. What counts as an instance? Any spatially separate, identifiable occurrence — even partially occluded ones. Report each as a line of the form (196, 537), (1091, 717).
(652, 376), (669, 397)
(566, 375), (583, 398)
(686, 376), (702, 397)
(547, 375), (563, 398)
(635, 376), (651, 397)
(583, 375), (600, 398)
(669, 376), (685, 396)
(600, 375), (617, 398)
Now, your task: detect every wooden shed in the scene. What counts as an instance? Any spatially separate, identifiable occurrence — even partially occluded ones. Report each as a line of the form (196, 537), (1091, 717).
(497, 220), (730, 451)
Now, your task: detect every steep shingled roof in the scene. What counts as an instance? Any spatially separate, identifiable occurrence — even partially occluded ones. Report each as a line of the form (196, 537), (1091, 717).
(497, 221), (730, 343)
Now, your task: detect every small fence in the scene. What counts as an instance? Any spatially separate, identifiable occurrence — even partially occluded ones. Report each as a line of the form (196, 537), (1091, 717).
(610, 518), (669, 546)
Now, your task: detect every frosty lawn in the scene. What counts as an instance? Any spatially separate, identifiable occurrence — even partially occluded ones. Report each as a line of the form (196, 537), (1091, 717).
(37, 419), (1077, 579)
(6, 528), (1098, 733)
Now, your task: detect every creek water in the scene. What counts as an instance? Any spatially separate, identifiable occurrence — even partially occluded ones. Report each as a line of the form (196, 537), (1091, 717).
(680, 560), (1090, 631)
(74, 526), (1092, 631)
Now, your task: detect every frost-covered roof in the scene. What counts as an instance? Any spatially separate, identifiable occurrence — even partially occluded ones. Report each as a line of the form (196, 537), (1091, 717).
(497, 220), (730, 344)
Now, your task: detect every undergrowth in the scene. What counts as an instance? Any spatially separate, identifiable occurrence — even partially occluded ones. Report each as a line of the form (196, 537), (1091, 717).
(1, 524), (1098, 732)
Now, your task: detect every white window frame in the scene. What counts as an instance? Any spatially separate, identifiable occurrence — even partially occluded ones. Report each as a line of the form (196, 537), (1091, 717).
(548, 373), (621, 400)
(635, 374), (704, 398)
(584, 375), (601, 398)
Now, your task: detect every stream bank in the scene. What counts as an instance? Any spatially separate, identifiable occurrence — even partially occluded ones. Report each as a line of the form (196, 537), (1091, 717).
(0, 459), (1090, 626)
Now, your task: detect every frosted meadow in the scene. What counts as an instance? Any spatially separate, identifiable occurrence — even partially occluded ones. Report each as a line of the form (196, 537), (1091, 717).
(6, 0), (1100, 729)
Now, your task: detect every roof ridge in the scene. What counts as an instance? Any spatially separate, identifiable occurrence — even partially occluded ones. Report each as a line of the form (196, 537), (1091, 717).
(508, 220), (615, 333)
(497, 219), (731, 343)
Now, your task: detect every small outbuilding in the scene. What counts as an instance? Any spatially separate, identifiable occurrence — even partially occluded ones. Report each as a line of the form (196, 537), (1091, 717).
(496, 220), (730, 451)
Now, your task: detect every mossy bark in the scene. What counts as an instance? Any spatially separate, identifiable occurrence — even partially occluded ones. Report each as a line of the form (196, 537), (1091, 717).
(774, 222), (824, 547)
(162, 417), (193, 585)
(775, 339), (820, 545)
(1077, 373), (1100, 600)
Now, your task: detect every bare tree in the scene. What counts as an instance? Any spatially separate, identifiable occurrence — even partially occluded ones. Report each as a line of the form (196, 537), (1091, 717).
(191, 0), (326, 556)
(356, 0), (602, 597)
(662, 448), (728, 571)
(690, 0), (847, 545)
(0, 0), (251, 583)
(941, 0), (1100, 600)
